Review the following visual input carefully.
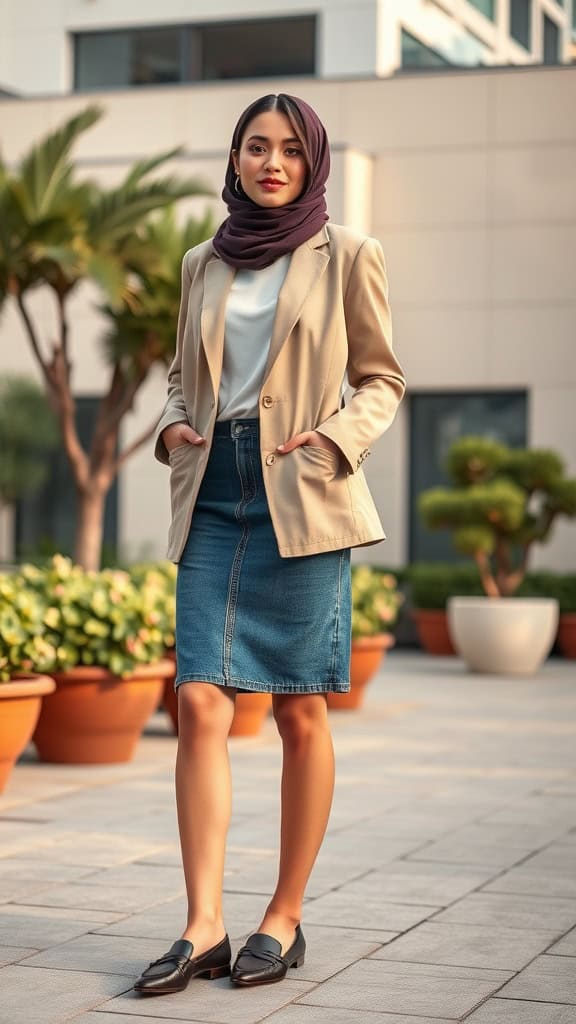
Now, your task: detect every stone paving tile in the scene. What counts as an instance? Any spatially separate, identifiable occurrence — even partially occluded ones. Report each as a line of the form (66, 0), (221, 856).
(22, 933), (175, 976)
(549, 927), (576, 956)
(434, 892), (576, 933)
(481, 867), (576, 899)
(466, 999), (576, 1022)
(97, 891), (273, 942)
(0, 965), (131, 1024)
(26, 832), (174, 867)
(0, 944), (38, 965)
(64, 1016), (187, 1024)
(13, 881), (179, 915)
(369, 919), (558, 970)
(298, 888), (437, 931)
(0, 906), (124, 948)
(78, 863), (187, 891)
(297, 958), (511, 1018)
(0, 857), (93, 883)
(335, 864), (494, 906)
(258, 1007), (457, 1024)
(405, 836), (534, 868)
(0, 878), (55, 903)
(497, 953), (576, 1003)
(101, 976), (315, 1023)
(516, 845), (576, 874)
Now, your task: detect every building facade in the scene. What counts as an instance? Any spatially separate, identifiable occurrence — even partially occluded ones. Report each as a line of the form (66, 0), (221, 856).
(0, 0), (573, 98)
(1, 63), (575, 569)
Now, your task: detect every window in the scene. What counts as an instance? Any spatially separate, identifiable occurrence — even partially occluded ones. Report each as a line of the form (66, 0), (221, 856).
(401, 30), (450, 69)
(543, 15), (561, 64)
(510, 0), (532, 50)
(468, 0), (495, 20)
(409, 391), (527, 563)
(74, 17), (316, 91)
(15, 398), (118, 562)
(75, 28), (181, 90)
(199, 17), (315, 80)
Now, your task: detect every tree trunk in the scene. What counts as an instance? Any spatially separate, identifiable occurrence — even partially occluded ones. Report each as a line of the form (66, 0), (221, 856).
(75, 486), (108, 571)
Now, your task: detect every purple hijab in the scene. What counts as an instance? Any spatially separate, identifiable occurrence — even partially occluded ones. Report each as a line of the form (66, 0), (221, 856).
(212, 94), (330, 270)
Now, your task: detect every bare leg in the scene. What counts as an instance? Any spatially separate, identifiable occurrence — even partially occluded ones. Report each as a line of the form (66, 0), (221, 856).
(175, 681), (236, 954)
(257, 693), (335, 952)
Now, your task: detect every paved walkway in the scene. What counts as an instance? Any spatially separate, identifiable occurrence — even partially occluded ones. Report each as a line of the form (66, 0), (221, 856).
(1, 651), (575, 1024)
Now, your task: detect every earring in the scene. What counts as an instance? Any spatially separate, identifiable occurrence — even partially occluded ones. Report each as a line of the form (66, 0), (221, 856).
(234, 174), (242, 194)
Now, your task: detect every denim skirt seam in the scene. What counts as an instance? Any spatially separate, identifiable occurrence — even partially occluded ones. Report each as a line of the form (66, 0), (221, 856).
(174, 673), (351, 694)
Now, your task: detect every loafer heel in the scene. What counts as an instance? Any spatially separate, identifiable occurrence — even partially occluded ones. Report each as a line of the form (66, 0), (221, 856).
(291, 955), (305, 968)
(203, 963), (231, 980)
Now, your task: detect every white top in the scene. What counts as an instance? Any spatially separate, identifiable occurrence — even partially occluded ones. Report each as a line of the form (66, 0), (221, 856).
(217, 253), (291, 421)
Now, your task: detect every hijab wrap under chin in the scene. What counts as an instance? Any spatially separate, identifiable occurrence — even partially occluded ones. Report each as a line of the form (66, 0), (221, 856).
(212, 94), (330, 270)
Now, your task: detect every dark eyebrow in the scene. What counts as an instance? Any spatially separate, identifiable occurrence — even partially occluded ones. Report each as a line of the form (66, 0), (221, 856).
(246, 135), (302, 145)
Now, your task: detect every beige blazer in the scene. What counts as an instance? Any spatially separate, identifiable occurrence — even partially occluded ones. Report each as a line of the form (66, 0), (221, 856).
(154, 222), (406, 562)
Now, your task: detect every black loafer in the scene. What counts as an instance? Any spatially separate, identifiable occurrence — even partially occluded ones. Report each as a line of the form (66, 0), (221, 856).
(134, 934), (231, 995)
(231, 925), (306, 986)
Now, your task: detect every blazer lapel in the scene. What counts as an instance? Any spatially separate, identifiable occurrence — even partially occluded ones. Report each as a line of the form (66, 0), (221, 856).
(200, 256), (235, 402)
(262, 225), (330, 382)
(199, 224), (330, 401)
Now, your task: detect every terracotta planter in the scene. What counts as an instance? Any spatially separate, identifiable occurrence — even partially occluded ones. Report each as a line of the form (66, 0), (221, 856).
(558, 613), (576, 658)
(229, 692), (272, 737)
(412, 608), (456, 656)
(33, 660), (174, 764)
(327, 634), (395, 710)
(0, 675), (55, 792)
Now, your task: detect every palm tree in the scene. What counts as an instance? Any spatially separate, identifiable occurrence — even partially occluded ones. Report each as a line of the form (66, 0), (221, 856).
(0, 106), (216, 569)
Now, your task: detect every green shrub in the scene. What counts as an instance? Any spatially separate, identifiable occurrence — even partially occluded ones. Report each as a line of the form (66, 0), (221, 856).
(351, 565), (403, 638)
(20, 554), (167, 676)
(418, 436), (576, 597)
(0, 574), (58, 681)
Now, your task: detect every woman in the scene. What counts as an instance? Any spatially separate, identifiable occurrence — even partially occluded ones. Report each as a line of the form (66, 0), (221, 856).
(134, 93), (405, 995)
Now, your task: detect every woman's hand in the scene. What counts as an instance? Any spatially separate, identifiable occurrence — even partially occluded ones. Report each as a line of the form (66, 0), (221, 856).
(276, 430), (341, 457)
(162, 422), (205, 452)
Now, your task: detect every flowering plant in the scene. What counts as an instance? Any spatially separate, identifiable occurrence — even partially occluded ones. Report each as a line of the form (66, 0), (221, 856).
(0, 573), (58, 681)
(130, 561), (176, 650)
(351, 565), (403, 639)
(20, 554), (167, 677)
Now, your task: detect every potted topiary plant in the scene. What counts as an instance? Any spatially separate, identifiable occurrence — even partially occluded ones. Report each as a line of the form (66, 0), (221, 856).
(22, 555), (175, 764)
(327, 565), (402, 710)
(0, 573), (55, 791)
(419, 437), (576, 675)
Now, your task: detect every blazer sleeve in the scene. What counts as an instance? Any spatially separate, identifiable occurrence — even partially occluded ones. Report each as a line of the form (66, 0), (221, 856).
(153, 250), (193, 465)
(315, 236), (406, 475)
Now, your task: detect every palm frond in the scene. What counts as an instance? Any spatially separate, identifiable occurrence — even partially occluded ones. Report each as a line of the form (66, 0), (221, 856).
(19, 105), (103, 218)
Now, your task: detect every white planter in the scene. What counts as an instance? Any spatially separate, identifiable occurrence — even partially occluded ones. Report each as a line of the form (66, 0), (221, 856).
(447, 597), (559, 676)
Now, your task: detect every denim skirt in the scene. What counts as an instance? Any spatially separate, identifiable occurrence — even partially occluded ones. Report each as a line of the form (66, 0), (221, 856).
(175, 417), (351, 694)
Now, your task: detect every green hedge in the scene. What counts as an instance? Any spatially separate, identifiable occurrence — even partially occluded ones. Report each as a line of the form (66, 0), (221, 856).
(405, 563), (576, 611)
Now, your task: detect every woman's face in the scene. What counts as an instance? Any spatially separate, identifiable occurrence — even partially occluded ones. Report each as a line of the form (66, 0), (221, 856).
(231, 109), (307, 208)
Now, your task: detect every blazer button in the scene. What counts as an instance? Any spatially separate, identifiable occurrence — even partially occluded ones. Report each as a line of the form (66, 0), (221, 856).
(262, 395), (274, 408)
(265, 453), (276, 466)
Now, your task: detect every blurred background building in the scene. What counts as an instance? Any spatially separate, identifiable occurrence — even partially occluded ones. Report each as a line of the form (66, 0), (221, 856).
(0, 0), (575, 568)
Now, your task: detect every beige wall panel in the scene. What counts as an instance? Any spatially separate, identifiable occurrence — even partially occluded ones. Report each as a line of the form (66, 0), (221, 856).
(489, 306), (576, 386)
(341, 74), (489, 151)
(490, 225), (576, 303)
(393, 308), (489, 387)
(373, 150), (488, 228)
(355, 403), (408, 569)
(120, 371), (171, 563)
(490, 68), (576, 144)
(488, 145), (576, 223)
(379, 227), (488, 307)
